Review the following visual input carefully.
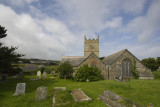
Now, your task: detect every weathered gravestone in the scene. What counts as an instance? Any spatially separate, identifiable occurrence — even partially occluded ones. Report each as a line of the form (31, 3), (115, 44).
(0, 74), (8, 82)
(71, 89), (91, 102)
(43, 72), (47, 79)
(36, 86), (47, 101)
(157, 67), (160, 72)
(18, 71), (24, 80)
(99, 91), (141, 107)
(37, 71), (41, 79)
(13, 83), (26, 96)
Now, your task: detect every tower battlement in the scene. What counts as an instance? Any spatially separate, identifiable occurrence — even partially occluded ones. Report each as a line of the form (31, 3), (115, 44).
(84, 35), (99, 57)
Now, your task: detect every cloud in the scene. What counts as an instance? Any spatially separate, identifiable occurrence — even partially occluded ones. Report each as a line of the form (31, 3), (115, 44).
(0, 4), (81, 60)
(1, 0), (38, 6)
(124, 0), (160, 42)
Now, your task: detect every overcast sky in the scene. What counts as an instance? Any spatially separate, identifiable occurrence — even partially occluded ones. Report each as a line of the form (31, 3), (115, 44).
(0, 0), (160, 60)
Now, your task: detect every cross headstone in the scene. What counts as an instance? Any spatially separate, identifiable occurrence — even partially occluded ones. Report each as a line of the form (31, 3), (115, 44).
(43, 72), (47, 79)
(37, 71), (41, 79)
(36, 86), (47, 101)
(13, 83), (26, 96)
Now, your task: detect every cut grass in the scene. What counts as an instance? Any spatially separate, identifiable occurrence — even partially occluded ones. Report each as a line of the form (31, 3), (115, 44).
(0, 75), (160, 107)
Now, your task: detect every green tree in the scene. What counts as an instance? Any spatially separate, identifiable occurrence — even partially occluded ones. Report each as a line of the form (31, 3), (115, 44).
(0, 25), (24, 74)
(58, 62), (73, 79)
(74, 64), (103, 82)
(156, 57), (160, 67)
(141, 58), (159, 71)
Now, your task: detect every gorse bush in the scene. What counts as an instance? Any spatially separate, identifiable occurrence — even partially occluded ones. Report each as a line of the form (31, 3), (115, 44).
(58, 62), (73, 79)
(74, 64), (103, 82)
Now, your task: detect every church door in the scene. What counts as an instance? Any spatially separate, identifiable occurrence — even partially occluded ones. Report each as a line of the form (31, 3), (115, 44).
(122, 58), (132, 77)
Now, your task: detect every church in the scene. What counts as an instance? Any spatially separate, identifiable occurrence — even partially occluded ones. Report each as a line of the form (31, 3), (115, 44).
(61, 36), (153, 80)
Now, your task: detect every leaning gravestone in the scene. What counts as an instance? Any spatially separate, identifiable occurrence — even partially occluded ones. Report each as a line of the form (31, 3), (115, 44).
(36, 86), (47, 101)
(43, 72), (47, 79)
(13, 83), (26, 96)
(37, 71), (41, 79)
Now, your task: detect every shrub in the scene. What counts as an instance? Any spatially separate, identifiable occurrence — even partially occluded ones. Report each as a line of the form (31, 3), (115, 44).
(74, 64), (103, 82)
(58, 62), (73, 79)
(152, 71), (160, 79)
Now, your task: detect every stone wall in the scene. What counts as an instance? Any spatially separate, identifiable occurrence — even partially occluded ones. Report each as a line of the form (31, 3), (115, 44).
(108, 50), (153, 80)
(79, 53), (108, 79)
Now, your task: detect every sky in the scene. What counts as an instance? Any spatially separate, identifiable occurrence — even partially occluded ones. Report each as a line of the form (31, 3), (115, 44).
(0, 0), (160, 60)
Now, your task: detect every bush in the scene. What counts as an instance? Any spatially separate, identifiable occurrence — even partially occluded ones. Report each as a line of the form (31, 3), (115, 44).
(58, 62), (73, 79)
(152, 71), (160, 79)
(74, 64), (103, 82)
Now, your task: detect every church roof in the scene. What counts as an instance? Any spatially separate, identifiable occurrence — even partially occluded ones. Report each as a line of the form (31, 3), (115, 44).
(103, 49), (127, 65)
(61, 56), (85, 67)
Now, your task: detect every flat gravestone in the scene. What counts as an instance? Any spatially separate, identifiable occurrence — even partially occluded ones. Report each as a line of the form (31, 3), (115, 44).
(37, 71), (41, 79)
(54, 87), (66, 91)
(43, 72), (47, 79)
(13, 83), (26, 96)
(36, 86), (47, 101)
(71, 89), (91, 102)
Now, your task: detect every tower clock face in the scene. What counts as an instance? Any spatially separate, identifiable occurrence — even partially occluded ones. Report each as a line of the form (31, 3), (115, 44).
(90, 45), (94, 49)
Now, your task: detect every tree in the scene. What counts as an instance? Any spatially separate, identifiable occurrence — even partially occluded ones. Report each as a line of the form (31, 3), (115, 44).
(141, 58), (159, 71)
(58, 62), (73, 79)
(156, 57), (160, 67)
(0, 25), (24, 74)
(74, 64), (103, 82)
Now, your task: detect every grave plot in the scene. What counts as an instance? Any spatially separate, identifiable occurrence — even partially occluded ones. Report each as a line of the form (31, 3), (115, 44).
(52, 89), (71, 107)
(71, 89), (91, 102)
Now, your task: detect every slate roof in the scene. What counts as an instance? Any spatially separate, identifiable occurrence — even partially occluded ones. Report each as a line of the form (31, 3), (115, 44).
(61, 56), (85, 67)
(103, 49), (127, 65)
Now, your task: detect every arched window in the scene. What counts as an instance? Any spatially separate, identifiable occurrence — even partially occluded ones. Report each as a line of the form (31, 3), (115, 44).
(91, 62), (95, 67)
(122, 58), (132, 77)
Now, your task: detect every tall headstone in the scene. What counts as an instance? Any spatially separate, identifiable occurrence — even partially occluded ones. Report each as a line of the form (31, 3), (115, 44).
(37, 71), (41, 79)
(18, 71), (24, 80)
(43, 72), (47, 79)
(36, 86), (47, 101)
(13, 83), (26, 96)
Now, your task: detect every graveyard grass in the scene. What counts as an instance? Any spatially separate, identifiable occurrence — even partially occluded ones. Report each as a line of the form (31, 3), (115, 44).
(0, 75), (160, 107)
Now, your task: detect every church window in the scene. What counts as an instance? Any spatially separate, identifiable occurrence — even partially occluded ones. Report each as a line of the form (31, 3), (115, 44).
(122, 58), (132, 77)
(91, 62), (95, 67)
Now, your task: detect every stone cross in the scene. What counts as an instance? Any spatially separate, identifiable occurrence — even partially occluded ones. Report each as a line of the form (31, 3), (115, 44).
(37, 71), (41, 79)
(36, 86), (47, 101)
(13, 83), (26, 96)
(43, 72), (47, 79)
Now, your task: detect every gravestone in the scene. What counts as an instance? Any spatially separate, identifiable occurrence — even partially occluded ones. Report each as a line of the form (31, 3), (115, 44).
(157, 67), (160, 72)
(36, 86), (47, 101)
(54, 87), (66, 91)
(37, 71), (41, 79)
(43, 72), (47, 79)
(51, 71), (56, 76)
(13, 83), (26, 96)
(1, 74), (8, 82)
(71, 89), (91, 102)
(18, 71), (24, 80)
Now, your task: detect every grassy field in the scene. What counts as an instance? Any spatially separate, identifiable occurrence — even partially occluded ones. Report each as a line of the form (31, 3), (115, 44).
(0, 75), (160, 107)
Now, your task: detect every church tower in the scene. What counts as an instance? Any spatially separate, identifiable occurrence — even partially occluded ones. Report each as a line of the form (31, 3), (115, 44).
(84, 35), (99, 57)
